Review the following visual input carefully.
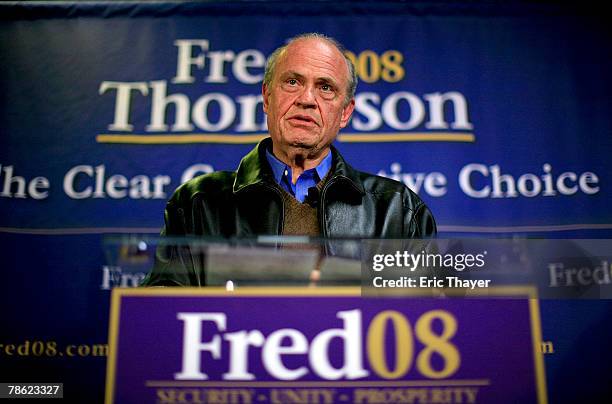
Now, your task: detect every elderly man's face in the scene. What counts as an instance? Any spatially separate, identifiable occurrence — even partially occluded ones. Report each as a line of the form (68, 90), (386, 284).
(263, 38), (355, 160)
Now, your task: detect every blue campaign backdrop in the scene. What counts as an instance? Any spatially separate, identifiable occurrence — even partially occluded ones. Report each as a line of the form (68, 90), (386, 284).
(1, 1), (611, 402)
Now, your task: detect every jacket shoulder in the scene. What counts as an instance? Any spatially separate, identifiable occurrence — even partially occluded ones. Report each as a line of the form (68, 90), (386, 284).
(358, 171), (429, 209)
(357, 171), (436, 236)
(359, 171), (413, 195)
(168, 171), (236, 206)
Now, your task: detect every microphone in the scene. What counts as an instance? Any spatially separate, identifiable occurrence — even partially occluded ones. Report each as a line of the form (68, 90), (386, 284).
(305, 187), (319, 207)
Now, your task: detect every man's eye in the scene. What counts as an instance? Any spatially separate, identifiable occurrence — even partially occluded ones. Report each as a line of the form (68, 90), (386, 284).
(321, 84), (332, 92)
(287, 79), (298, 86)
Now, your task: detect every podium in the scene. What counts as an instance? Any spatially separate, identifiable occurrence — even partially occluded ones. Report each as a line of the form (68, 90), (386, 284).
(103, 237), (551, 403)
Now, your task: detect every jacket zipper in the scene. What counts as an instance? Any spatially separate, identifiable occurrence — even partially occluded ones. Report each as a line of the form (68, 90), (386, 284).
(261, 183), (285, 235)
(319, 177), (338, 238)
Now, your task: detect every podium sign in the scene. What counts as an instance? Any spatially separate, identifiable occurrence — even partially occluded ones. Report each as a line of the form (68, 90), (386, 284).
(106, 288), (546, 403)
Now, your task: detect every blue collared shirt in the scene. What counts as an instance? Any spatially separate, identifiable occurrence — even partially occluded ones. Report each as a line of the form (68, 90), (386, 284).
(265, 148), (332, 203)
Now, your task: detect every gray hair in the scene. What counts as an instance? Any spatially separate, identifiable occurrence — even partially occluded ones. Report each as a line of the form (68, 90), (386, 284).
(263, 33), (358, 106)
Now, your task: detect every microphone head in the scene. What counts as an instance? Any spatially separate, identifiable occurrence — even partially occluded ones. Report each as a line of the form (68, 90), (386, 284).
(306, 186), (319, 207)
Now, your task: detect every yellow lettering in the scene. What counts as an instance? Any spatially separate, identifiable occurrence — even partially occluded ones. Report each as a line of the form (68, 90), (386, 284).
(415, 310), (460, 379)
(367, 310), (413, 379)
(381, 50), (405, 82)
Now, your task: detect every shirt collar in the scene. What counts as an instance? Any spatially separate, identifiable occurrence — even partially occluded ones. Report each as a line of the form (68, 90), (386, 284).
(265, 147), (333, 184)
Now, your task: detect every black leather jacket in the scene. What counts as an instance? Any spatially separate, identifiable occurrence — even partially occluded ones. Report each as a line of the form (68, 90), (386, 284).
(143, 138), (436, 286)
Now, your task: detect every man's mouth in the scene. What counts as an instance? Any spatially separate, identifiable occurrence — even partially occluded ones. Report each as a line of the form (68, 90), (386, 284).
(288, 114), (318, 125)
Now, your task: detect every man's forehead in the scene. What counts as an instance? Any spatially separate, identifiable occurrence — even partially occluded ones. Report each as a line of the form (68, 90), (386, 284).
(284, 37), (343, 61)
(276, 38), (349, 81)
(288, 37), (336, 50)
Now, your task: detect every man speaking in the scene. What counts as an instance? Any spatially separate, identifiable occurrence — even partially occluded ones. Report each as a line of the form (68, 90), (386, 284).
(143, 33), (436, 286)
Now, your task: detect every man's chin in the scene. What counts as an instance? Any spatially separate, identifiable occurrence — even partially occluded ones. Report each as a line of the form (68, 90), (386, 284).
(282, 139), (327, 161)
(285, 134), (319, 150)
(289, 140), (317, 150)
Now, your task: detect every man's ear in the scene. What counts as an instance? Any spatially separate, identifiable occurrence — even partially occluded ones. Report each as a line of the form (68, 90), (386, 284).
(340, 98), (355, 128)
(262, 83), (269, 114)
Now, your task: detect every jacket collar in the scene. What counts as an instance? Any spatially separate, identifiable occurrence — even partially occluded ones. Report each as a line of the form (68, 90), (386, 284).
(233, 137), (365, 196)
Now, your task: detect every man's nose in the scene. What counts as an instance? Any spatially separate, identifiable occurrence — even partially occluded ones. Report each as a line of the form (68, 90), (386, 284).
(295, 85), (317, 108)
